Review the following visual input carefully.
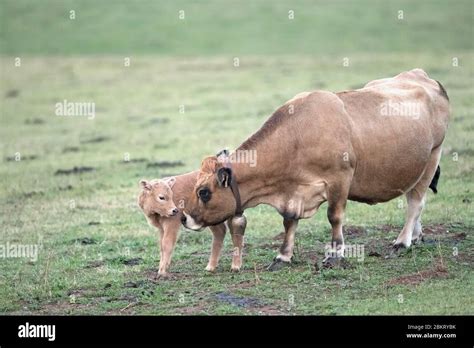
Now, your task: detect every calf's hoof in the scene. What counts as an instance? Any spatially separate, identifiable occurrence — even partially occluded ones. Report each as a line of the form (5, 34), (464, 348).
(267, 257), (291, 272)
(230, 265), (241, 273)
(321, 256), (350, 269)
(205, 264), (217, 272)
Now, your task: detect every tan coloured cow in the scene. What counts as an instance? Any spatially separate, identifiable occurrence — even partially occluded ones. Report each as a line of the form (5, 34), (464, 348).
(182, 69), (450, 269)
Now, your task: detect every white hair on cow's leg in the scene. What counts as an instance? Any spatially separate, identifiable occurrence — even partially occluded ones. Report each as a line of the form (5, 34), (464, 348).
(395, 192), (425, 247)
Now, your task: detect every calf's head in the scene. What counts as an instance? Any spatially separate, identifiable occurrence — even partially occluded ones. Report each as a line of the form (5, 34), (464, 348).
(182, 156), (237, 230)
(137, 177), (179, 218)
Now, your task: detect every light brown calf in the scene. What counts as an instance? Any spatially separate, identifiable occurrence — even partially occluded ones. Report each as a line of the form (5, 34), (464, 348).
(138, 172), (246, 277)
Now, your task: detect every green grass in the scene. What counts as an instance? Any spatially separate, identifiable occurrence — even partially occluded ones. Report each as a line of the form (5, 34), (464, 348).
(0, 0), (473, 315)
(1, 0), (472, 55)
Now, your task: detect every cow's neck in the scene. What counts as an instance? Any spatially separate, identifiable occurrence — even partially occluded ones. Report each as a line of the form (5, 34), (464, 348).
(231, 133), (292, 210)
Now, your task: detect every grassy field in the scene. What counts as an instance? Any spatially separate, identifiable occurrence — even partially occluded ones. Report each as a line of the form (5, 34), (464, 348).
(0, 0), (473, 315)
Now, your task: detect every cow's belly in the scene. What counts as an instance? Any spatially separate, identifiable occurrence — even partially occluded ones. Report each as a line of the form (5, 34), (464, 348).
(348, 123), (433, 203)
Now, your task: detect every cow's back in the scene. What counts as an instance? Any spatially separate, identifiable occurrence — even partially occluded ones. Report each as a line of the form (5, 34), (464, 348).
(336, 69), (450, 203)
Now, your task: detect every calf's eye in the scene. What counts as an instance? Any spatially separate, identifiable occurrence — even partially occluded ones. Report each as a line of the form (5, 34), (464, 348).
(158, 195), (165, 201)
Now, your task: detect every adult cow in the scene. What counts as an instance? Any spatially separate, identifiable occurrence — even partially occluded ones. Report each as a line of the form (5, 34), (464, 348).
(182, 69), (450, 269)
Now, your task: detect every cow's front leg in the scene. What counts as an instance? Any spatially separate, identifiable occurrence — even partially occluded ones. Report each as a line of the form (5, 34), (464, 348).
(322, 185), (348, 268)
(229, 215), (247, 272)
(206, 223), (226, 272)
(267, 218), (298, 271)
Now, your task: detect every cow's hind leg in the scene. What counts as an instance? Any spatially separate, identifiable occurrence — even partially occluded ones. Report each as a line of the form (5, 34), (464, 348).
(393, 190), (426, 249)
(393, 146), (442, 250)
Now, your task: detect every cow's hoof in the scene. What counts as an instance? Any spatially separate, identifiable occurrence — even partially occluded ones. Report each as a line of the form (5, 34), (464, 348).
(321, 256), (351, 269)
(385, 243), (407, 259)
(411, 235), (425, 245)
(156, 272), (172, 280)
(267, 257), (291, 271)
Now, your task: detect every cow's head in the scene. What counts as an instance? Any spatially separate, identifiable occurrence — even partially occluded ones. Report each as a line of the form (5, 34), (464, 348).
(182, 153), (237, 230)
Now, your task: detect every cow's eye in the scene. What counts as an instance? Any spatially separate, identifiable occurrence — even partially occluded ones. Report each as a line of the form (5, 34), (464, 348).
(198, 188), (211, 203)
(158, 195), (165, 201)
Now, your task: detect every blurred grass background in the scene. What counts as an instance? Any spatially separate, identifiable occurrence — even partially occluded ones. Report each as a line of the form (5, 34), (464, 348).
(0, 0), (473, 315)
(1, 0), (472, 55)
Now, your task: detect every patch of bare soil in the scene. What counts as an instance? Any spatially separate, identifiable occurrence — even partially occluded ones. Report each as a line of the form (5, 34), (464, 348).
(142, 268), (193, 282)
(385, 260), (448, 287)
(81, 136), (109, 144)
(423, 224), (449, 235)
(55, 166), (96, 175)
(344, 225), (366, 237)
(146, 160), (185, 169)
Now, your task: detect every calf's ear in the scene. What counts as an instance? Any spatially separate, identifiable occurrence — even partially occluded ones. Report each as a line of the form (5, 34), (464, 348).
(140, 179), (152, 191)
(217, 167), (232, 188)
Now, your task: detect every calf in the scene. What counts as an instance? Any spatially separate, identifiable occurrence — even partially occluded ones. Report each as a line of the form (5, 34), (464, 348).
(138, 172), (246, 277)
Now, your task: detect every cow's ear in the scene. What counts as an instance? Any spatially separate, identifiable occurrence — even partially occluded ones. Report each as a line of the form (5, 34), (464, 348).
(140, 179), (152, 191)
(217, 167), (232, 188)
(163, 176), (176, 189)
(216, 149), (229, 163)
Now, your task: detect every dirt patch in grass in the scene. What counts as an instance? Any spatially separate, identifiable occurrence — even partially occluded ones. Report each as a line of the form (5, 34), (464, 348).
(55, 166), (96, 175)
(25, 118), (45, 125)
(85, 260), (104, 268)
(344, 225), (366, 237)
(146, 160), (185, 169)
(385, 260), (448, 287)
(215, 292), (263, 308)
(73, 237), (97, 245)
(175, 304), (208, 315)
(423, 224), (449, 235)
(62, 146), (80, 153)
(142, 268), (194, 282)
(21, 190), (44, 199)
(107, 256), (143, 266)
(5, 89), (20, 98)
(148, 117), (169, 125)
(5, 155), (37, 162)
(121, 158), (148, 164)
(81, 136), (109, 144)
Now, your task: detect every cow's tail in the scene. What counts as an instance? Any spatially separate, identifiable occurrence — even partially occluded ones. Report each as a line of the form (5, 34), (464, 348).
(429, 165), (441, 194)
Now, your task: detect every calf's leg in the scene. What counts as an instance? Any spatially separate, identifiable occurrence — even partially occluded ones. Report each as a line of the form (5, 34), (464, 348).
(158, 219), (180, 276)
